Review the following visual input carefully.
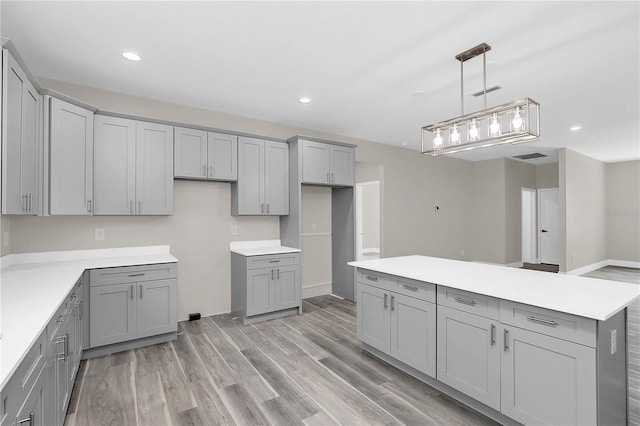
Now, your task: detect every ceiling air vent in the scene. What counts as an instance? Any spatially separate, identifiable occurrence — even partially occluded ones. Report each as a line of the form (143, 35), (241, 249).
(471, 85), (501, 97)
(513, 153), (547, 160)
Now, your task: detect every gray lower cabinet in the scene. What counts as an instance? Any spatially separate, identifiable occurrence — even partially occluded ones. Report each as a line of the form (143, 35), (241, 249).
(501, 325), (596, 425)
(357, 277), (436, 377)
(93, 115), (174, 215)
(14, 366), (45, 426)
(231, 137), (289, 215)
(89, 263), (177, 348)
(231, 252), (300, 324)
(1, 48), (39, 215)
(174, 127), (238, 181)
(300, 139), (354, 186)
(437, 305), (501, 410)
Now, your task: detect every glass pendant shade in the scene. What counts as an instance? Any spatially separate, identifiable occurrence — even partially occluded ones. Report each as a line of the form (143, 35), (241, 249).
(489, 113), (501, 137)
(511, 106), (525, 132)
(449, 124), (461, 145)
(468, 119), (480, 141)
(433, 128), (443, 149)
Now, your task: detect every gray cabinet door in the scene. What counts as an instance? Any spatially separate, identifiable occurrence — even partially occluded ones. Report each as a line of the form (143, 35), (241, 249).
(437, 305), (501, 410)
(264, 141), (289, 215)
(49, 98), (94, 215)
(136, 121), (174, 215)
(330, 145), (354, 186)
(93, 115), (136, 215)
(90, 283), (137, 347)
(236, 136), (264, 214)
(247, 267), (273, 316)
(301, 140), (330, 184)
(273, 265), (300, 310)
(501, 326), (597, 426)
(136, 279), (178, 339)
(14, 366), (45, 426)
(208, 132), (237, 181)
(356, 283), (390, 353)
(174, 126), (207, 179)
(2, 50), (39, 215)
(43, 343), (58, 426)
(390, 293), (436, 378)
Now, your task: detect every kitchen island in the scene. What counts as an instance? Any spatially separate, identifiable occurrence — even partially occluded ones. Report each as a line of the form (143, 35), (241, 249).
(349, 255), (639, 426)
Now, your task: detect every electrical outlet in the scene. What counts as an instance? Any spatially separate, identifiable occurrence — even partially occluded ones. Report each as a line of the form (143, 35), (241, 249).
(95, 228), (105, 241)
(610, 329), (617, 355)
(230, 225), (238, 236)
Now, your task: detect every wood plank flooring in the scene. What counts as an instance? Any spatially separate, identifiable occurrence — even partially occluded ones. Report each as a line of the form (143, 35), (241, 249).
(582, 266), (640, 426)
(65, 295), (498, 426)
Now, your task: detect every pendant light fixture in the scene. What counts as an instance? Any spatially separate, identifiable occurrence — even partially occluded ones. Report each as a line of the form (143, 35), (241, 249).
(421, 43), (540, 156)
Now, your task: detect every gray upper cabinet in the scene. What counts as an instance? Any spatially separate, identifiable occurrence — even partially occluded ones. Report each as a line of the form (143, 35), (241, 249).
(174, 127), (237, 181)
(2, 49), (39, 215)
(301, 139), (354, 186)
(94, 115), (173, 215)
(48, 97), (94, 215)
(232, 136), (288, 215)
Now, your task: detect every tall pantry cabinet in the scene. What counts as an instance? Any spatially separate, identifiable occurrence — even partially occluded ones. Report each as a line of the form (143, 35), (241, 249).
(1, 49), (39, 215)
(93, 115), (174, 215)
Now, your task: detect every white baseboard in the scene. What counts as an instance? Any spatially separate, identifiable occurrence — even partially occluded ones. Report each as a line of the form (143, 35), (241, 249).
(507, 261), (524, 268)
(607, 259), (640, 269)
(567, 260), (610, 276)
(473, 260), (523, 268)
(302, 282), (332, 299)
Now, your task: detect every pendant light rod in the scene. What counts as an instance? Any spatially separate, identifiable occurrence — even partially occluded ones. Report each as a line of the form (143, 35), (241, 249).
(456, 43), (491, 115)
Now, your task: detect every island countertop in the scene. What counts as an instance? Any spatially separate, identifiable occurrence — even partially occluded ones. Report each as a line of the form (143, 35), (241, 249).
(349, 255), (639, 321)
(1, 246), (178, 389)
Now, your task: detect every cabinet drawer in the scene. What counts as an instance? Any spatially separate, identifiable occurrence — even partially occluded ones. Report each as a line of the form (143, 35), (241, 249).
(90, 262), (177, 286)
(437, 286), (500, 320)
(46, 294), (72, 344)
(12, 331), (46, 401)
(246, 253), (299, 270)
(393, 276), (435, 303)
(357, 270), (389, 290)
(500, 300), (597, 347)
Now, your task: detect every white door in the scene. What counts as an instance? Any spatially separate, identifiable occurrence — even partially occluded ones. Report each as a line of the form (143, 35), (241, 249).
(538, 188), (559, 264)
(355, 181), (380, 260)
(521, 188), (537, 264)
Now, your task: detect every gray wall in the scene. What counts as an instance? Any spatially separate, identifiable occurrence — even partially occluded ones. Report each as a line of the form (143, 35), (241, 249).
(505, 159), (536, 265)
(536, 163), (559, 188)
(472, 158), (506, 264)
(300, 186), (332, 298)
(559, 149), (607, 273)
(606, 161), (640, 262)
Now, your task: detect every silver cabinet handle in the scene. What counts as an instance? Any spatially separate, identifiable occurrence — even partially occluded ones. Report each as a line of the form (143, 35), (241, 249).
(65, 331), (69, 357)
(128, 273), (145, 277)
(209, 165), (213, 176)
(261, 203), (264, 214)
(365, 275), (378, 282)
(491, 324), (496, 346)
(276, 268), (280, 280)
(57, 314), (65, 323)
(203, 165), (207, 177)
(130, 284), (134, 300)
(22, 194), (27, 212)
(18, 412), (34, 425)
(74, 300), (83, 319)
(526, 315), (559, 327)
(455, 296), (476, 306)
(326, 172), (330, 183)
(402, 284), (418, 292)
(130, 200), (134, 215)
(390, 295), (395, 311)
(87, 199), (92, 213)
(504, 329), (509, 351)
(269, 260), (281, 263)
(28, 193), (32, 212)
(331, 173), (334, 183)
(56, 335), (67, 361)
(140, 285), (143, 299)
(138, 200), (141, 215)
(271, 269), (274, 280)
(383, 293), (388, 309)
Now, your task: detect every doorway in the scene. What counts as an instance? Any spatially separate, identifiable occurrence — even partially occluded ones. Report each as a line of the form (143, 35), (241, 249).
(356, 181), (380, 261)
(521, 188), (537, 264)
(521, 187), (559, 266)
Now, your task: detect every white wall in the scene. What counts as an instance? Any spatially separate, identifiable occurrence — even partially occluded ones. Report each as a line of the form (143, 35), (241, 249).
(606, 160), (640, 263)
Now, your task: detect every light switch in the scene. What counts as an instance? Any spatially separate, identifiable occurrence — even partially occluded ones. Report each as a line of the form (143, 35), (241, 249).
(95, 228), (105, 241)
(231, 225), (238, 236)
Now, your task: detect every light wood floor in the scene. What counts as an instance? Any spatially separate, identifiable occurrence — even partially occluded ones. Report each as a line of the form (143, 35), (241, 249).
(65, 295), (498, 426)
(582, 266), (640, 426)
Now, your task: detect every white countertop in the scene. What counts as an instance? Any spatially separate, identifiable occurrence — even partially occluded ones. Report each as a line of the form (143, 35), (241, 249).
(349, 256), (639, 321)
(230, 239), (301, 256)
(1, 246), (177, 389)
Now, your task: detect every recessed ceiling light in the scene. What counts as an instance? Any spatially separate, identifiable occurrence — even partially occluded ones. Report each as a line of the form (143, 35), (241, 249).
(570, 125), (582, 131)
(412, 90), (425, 97)
(401, 142), (409, 146)
(298, 97), (311, 104)
(122, 51), (141, 62)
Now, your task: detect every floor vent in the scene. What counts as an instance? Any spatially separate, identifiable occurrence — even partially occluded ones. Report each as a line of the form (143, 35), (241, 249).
(471, 85), (501, 97)
(513, 153), (547, 160)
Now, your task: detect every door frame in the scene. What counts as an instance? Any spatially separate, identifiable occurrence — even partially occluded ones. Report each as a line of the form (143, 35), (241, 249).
(538, 188), (560, 265)
(355, 180), (380, 261)
(521, 187), (538, 264)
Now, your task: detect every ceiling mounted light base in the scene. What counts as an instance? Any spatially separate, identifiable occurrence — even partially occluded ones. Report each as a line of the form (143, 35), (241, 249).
(421, 43), (540, 156)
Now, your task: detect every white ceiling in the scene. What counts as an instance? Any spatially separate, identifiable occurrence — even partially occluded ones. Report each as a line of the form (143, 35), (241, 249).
(2, 1), (639, 164)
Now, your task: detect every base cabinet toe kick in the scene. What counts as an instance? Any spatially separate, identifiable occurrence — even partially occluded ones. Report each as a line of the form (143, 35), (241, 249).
(354, 267), (629, 426)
